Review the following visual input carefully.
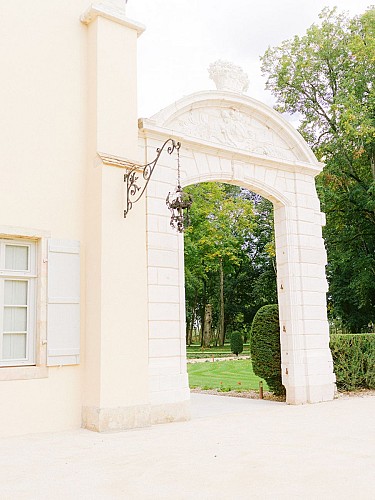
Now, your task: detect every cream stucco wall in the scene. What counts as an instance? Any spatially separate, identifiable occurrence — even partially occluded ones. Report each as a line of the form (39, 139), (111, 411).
(0, 0), (89, 437)
(0, 1), (149, 436)
(1, 0), (88, 238)
(82, 8), (150, 432)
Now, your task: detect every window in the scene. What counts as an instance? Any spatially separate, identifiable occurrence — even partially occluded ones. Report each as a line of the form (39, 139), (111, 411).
(0, 232), (81, 374)
(0, 239), (37, 366)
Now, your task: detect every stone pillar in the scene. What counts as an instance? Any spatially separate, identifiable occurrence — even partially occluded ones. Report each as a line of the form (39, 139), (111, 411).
(81, 4), (150, 431)
(274, 195), (336, 404)
(143, 137), (191, 424)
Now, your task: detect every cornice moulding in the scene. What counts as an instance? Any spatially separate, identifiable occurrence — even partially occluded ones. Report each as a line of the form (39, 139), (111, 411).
(80, 4), (145, 36)
(97, 152), (142, 169)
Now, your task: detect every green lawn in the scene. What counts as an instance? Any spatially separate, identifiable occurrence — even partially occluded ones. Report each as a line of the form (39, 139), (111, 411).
(187, 359), (268, 391)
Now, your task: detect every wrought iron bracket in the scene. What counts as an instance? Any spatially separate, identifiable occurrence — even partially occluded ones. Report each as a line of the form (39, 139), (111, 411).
(123, 139), (180, 218)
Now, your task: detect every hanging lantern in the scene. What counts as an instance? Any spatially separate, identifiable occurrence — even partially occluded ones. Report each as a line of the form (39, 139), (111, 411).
(166, 144), (193, 233)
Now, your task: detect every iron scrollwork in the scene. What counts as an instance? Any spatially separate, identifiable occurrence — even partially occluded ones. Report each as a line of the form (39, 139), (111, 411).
(123, 139), (180, 218)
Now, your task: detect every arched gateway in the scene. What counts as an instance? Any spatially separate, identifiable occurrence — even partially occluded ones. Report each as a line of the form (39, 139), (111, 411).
(139, 82), (335, 417)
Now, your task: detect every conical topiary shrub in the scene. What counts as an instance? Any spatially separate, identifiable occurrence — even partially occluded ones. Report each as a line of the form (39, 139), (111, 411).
(250, 304), (285, 396)
(230, 331), (243, 356)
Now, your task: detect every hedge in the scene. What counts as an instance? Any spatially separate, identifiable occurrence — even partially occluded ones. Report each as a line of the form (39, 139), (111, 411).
(330, 334), (375, 391)
(250, 304), (285, 396)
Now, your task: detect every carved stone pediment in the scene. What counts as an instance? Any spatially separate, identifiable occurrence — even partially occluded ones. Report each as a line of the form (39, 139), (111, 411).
(167, 107), (298, 161)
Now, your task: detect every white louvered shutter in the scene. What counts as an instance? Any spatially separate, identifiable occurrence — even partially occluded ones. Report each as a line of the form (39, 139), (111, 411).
(47, 239), (80, 366)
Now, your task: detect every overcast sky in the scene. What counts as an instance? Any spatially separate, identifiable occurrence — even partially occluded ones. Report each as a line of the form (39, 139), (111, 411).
(126, 0), (372, 120)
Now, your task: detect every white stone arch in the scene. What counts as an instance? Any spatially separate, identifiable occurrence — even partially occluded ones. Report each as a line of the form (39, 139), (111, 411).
(139, 90), (335, 420)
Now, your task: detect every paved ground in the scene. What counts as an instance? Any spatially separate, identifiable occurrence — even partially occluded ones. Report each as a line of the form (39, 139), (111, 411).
(1, 393), (375, 499)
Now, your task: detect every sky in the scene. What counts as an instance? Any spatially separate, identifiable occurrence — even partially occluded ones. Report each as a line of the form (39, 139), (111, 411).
(126, 0), (372, 120)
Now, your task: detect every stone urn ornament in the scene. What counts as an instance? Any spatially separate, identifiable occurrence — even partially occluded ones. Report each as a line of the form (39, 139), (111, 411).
(208, 60), (249, 94)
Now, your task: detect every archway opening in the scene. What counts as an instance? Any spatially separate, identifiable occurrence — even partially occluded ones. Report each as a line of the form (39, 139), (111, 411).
(183, 181), (283, 400)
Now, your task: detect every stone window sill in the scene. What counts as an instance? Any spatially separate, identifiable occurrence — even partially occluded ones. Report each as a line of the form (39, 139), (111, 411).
(0, 365), (48, 381)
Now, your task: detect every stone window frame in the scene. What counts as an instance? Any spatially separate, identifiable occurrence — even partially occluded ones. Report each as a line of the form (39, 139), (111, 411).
(0, 226), (49, 381)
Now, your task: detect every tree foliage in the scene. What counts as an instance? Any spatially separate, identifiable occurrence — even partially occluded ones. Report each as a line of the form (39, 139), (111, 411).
(184, 182), (277, 345)
(261, 7), (375, 331)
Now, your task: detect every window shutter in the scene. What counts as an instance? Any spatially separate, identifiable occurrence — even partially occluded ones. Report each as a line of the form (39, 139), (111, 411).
(47, 239), (80, 366)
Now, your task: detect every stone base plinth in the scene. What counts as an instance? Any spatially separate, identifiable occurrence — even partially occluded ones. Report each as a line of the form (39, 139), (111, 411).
(82, 400), (191, 432)
(82, 404), (151, 432)
(286, 383), (335, 405)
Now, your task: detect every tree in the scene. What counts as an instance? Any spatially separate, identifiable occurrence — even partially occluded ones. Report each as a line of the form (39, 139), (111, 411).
(184, 182), (277, 345)
(261, 7), (375, 331)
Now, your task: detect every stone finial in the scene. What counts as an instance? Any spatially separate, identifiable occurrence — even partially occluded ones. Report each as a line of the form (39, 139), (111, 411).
(208, 60), (249, 94)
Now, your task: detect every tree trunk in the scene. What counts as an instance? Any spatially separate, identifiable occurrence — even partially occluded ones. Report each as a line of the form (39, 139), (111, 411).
(213, 327), (218, 347)
(202, 304), (212, 348)
(218, 257), (225, 346)
(187, 307), (195, 346)
(200, 279), (207, 346)
(186, 317), (191, 346)
(186, 289), (198, 346)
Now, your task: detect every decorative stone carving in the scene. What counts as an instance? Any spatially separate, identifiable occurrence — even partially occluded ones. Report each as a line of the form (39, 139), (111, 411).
(208, 60), (249, 94)
(169, 108), (297, 160)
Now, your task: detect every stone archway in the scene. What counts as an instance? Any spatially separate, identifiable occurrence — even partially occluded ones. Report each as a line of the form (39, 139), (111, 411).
(139, 85), (335, 421)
